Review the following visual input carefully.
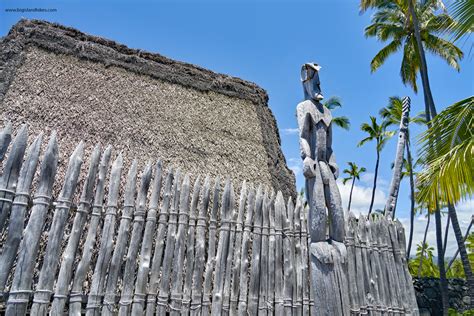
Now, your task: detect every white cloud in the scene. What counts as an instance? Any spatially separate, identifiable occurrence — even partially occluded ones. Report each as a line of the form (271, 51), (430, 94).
(398, 199), (473, 258)
(337, 177), (387, 217)
(282, 128), (299, 135)
(288, 157), (302, 179)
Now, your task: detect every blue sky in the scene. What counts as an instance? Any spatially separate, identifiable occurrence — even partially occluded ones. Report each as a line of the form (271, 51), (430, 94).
(1, 0), (472, 256)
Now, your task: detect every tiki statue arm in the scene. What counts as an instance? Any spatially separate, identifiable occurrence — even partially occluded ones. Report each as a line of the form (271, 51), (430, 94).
(297, 106), (315, 178)
(327, 123), (339, 179)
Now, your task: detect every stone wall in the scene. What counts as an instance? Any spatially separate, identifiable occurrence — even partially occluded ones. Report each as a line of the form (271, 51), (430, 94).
(413, 277), (471, 315)
(0, 19), (296, 199)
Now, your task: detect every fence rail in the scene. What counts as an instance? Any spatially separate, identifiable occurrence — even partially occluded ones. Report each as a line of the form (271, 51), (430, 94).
(0, 123), (417, 315)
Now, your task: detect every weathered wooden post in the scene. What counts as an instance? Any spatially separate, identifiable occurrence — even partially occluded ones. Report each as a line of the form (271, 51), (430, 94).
(247, 185), (264, 315)
(169, 174), (191, 315)
(156, 170), (182, 315)
(258, 191), (270, 316)
(181, 176), (202, 314)
(117, 163), (153, 315)
(145, 168), (175, 316)
(282, 197), (295, 315)
(0, 124), (28, 232)
(50, 145), (101, 314)
(0, 121), (12, 164)
(190, 176), (211, 316)
(236, 185), (256, 316)
(131, 160), (163, 316)
(99, 160), (137, 315)
(201, 176), (221, 315)
(222, 181), (240, 315)
(211, 179), (235, 315)
(6, 132), (58, 316)
(385, 96), (411, 219)
(229, 181), (248, 316)
(88, 158), (135, 316)
(69, 149), (117, 315)
(274, 192), (285, 315)
(0, 132), (42, 296)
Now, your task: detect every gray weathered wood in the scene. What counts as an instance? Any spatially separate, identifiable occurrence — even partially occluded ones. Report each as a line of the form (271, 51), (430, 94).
(0, 124), (28, 232)
(282, 197), (294, 316)
(385, 97), (410, 219)
(236, 185), (255, 316)
(229, 181), (247, 316)
(0, 133), (42, 295)
(98, 160), (138, 316)
(211, 179), (234, 316)
(395, 219), (419, 315)
(222, 180), (239, 315)
(274, 192), (285, 316)
(258, 190), (270, 316)
(247, 185), (263, 316)
(190, 176), (211, 316)
(300, 200), (310, 316)
(169, 174), (191, 315)
(30, 141), (84, 315)
(293, 196), (303, 315)
(156, 170), (182, 315)
(51, 144), (100, 314)
(68, 147), (115, 315)
(118, 163), (153, 315)
(181, 176), (202, 314)
(267, 192), (276, 315)
(201, 176), (220, 316)
(131, 160), (163, 316)
(388, 219), (408, 314)
(145, 168), (174, 316)
(369, 216), (387, 314)
(5, 132), (58, 316)
(0, 121), (12, 164)
(86, 154), (127, 316)
(345, 213), (359, 315)
(363, 217), (380, 315)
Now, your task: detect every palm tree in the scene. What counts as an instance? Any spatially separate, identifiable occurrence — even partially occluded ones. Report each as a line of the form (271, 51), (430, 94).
(361, 0), (463, 93)
(417, 97), (474, 303)
(358, 116), (395, 215)
(380, 96), (425, 256)
(360, 1), (464, 311)
(444, 0), (474, 42)
(342, 162), (367, 212)
(323, 96), (350, 130)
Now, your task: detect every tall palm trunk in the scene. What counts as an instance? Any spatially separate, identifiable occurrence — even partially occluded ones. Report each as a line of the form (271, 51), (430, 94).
(406, 141), (416, 259)
(434, 204), (449, 315)
(447, 203), (474, 308)
(368, 148), (380, 215)
(418, 212), (431, 278)
(408, 2), (448, 312)
(348, 177), (355, 212)
(443, 214), (450, 256)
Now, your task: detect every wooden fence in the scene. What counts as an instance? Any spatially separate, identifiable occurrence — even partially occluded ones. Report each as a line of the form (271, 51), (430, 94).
(0, 123), (418, 315)
(346, 213), (419, 315)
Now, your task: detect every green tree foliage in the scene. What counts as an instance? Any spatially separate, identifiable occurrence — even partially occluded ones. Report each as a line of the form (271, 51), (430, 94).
(409, 241), (440, 277)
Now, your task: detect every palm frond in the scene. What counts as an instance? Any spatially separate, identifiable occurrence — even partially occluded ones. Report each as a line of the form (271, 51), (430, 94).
(333, 116), (351, 130)
(445, 0), (474, 41)
(358, 136), (374, 147)
(370, 39), (403, 72)
(417, 96), (474, 207)
(423, 33), (464, 71)
(323, 96), (343, 109)
(400, 35), (420, 93)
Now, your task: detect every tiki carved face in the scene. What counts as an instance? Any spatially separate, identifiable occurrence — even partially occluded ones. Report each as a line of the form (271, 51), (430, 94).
(301, 63), (324, 101)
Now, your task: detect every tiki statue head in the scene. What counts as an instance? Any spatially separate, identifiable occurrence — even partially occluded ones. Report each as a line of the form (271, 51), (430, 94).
(301, 63), (324, 101)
